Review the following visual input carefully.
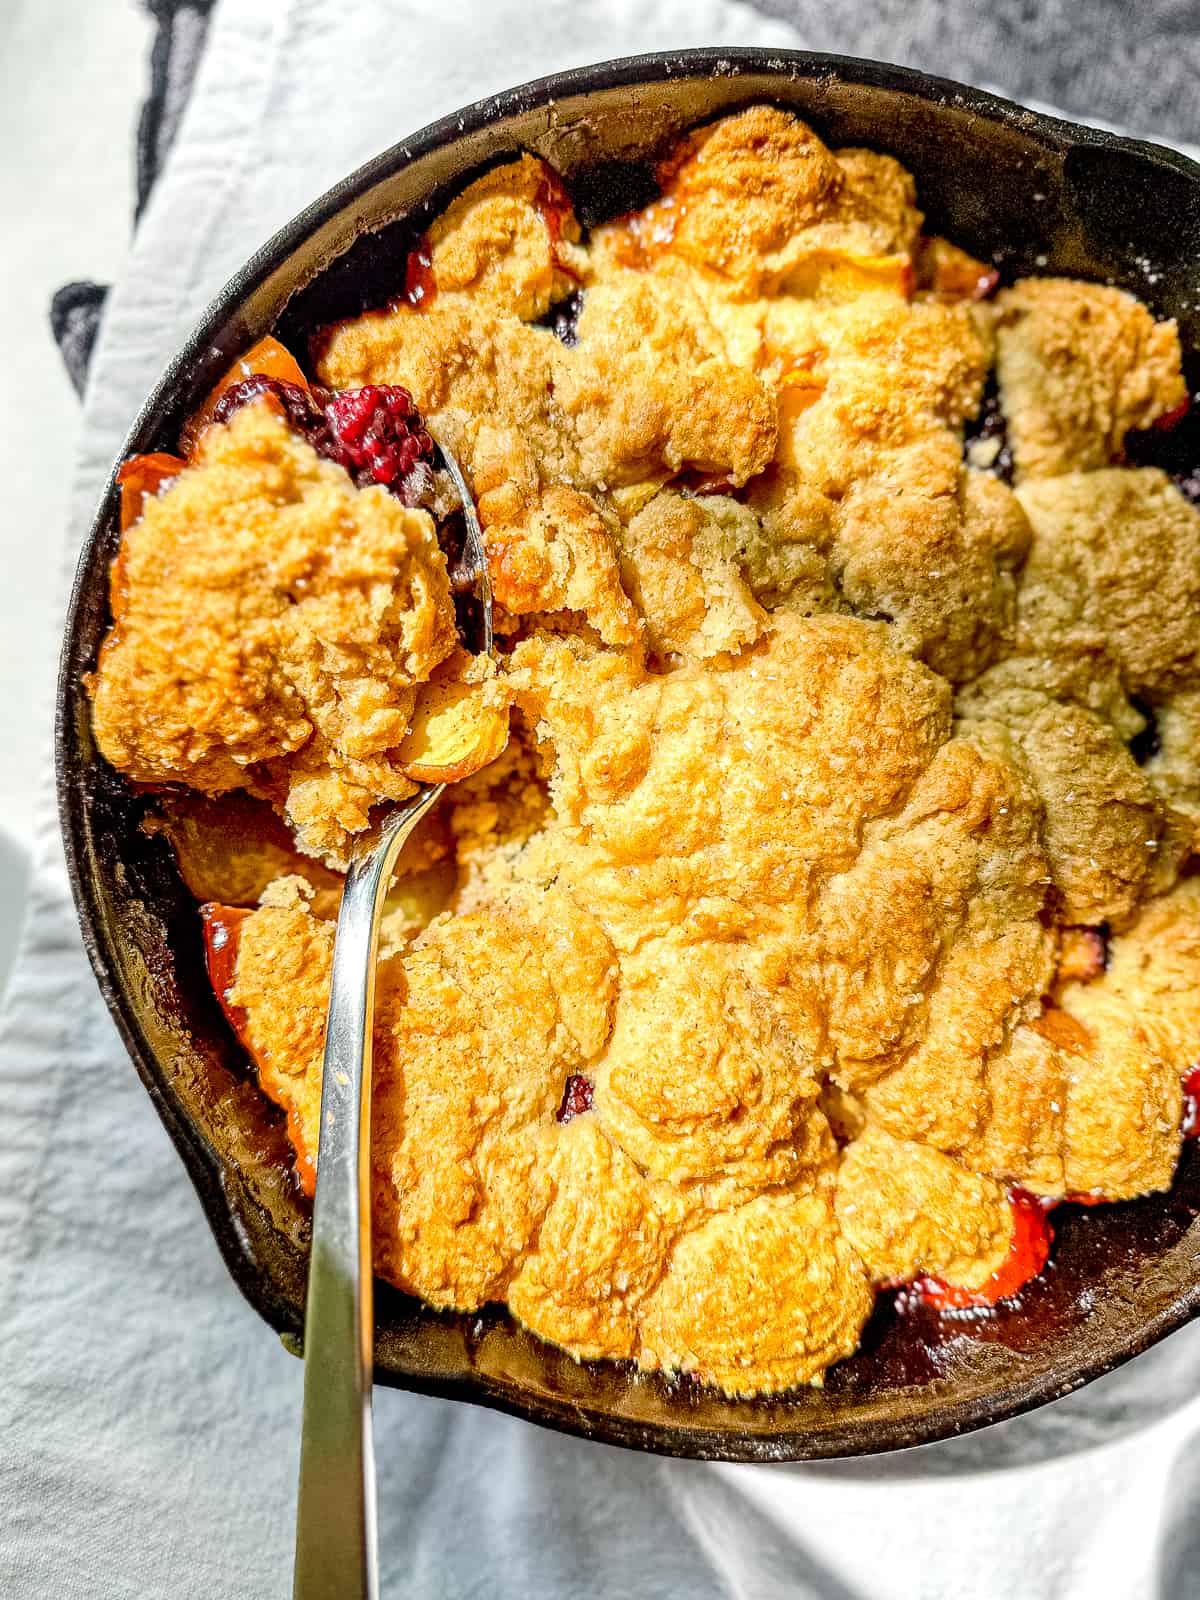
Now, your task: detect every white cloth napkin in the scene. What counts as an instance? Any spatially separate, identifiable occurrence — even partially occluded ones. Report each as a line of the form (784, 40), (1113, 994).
(5, 3), (1200, 1595)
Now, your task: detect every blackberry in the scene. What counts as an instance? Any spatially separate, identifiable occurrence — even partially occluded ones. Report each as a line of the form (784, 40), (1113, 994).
(213, 376), (437, 506)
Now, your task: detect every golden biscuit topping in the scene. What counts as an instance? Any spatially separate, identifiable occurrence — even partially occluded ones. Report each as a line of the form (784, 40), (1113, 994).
(91, 399), (467, 860)
(991, 278), (1186, 479)
(93, 108), (1200, 1397)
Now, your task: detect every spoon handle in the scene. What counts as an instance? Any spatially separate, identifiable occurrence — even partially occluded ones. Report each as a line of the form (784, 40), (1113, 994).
(293, 784), (443, 1600)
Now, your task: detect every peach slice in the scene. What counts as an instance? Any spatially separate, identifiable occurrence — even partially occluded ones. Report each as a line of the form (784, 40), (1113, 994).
(774, 372), (826, 470)
(778, 373), (825, 413)
(200, 902), (250, 1035)
(200, 903), (317, 1196)
(916, 236), (999, 303)
(181, 334), (310, 454)
(400, 671), (510, 784)
(117, 451), (186, 531)
(785, 249), (913, 302)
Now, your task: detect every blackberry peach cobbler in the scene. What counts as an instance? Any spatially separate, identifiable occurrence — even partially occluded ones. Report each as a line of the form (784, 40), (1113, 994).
(87, 108), (1200, 1397)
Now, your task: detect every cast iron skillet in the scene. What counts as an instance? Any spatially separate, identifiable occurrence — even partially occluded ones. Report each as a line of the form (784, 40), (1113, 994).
(57, 49), (1200, 1462)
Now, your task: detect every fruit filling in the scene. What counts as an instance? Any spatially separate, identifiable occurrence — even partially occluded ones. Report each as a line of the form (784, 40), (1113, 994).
(909, 1192), (1054, 1311)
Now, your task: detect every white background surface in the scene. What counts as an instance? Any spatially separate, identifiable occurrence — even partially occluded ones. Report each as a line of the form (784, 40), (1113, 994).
(0, 0), (149, 852)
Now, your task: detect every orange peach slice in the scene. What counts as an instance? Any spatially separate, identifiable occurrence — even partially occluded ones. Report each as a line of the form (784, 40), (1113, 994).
(117, 451), (187, 531)
(200, 903), (317, 1197)
(785, 250), (913, 302)
(774, 373), (826, 470)
(181, 335), (310, 454)
(917, 236), (999, 303)
(400, 675), (510, 784)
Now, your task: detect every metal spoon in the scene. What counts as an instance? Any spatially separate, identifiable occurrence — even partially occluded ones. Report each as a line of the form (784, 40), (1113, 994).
(292, 442), (492, 1600)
